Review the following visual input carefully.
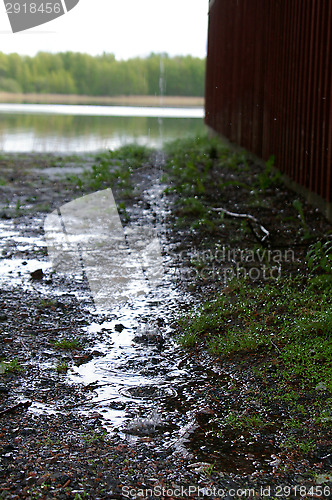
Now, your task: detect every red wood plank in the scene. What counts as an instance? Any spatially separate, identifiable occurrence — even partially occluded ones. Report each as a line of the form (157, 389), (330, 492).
(204, 0), (331, 203)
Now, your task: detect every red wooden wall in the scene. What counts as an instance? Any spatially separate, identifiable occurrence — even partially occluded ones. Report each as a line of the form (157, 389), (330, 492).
(205, 0), (332, 204)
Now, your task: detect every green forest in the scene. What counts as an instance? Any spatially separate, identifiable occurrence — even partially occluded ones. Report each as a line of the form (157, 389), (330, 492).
(0, 52), (205, 97)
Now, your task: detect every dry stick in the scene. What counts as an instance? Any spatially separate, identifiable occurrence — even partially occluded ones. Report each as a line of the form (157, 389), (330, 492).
(270, 340), (281, 353)
(211, 206), (270, 245)
(63, 396), (118, 410)
(0, 400), (32, 417)
(23, 326), (73, 335)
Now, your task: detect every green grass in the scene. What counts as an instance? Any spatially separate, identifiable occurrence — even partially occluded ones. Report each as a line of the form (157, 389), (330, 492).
(217, 410), (268, 437)
(162, 135), (279, 201)
(104, 143), (153, 164)
(56, 360), (69, 373)
(164, 136), (332, 465)
(34, 202), (52, 212)
(37, 298), (57, 309)
(53, 337), (82, 350)
(256, 154), (281, 191)
(306, 238), (332, 275)
(174, 270), (332, 456)
(83, 430), (107, 445)
(293, 199), (312, 239)
(163, 135), (231, 197)
(69, 143), (154, 192)
(0, 358), (24, 374)
(175, 275), (332, 390)
(162, 135), (286, 241)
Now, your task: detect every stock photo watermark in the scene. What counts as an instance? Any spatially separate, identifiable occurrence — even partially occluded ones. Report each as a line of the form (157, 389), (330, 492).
(4, 0), (79, 33)
(44, 188), (163, 309)
(169, 246), (295, 285)
(44, 189), (297, 309)
(121, 483), (332, 499)
(122, 485), (255, 499)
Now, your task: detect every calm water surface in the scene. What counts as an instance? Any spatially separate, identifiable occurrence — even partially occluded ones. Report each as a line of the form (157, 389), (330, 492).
(0, 103), (206, 152)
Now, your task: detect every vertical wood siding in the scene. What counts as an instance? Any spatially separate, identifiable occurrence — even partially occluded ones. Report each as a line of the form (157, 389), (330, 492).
(205, 0), (332, 203)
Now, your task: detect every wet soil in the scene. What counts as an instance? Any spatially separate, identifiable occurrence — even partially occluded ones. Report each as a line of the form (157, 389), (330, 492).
(0, 152), (331, 499)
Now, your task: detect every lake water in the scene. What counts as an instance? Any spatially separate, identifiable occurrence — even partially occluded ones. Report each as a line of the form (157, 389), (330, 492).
(0, 103), (206, 153)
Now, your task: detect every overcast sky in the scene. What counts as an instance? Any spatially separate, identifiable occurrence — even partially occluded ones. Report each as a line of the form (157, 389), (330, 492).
(0, 0), (209, 59)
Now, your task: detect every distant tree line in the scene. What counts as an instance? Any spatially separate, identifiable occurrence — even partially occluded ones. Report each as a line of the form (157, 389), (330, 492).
(0, 52), (205, 96)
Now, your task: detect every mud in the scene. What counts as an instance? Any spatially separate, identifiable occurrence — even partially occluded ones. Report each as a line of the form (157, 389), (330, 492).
(0, 151), (331, 499)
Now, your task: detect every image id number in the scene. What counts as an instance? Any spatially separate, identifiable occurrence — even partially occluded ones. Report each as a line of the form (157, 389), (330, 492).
(275, 485), (331, 497)
(5, 3), (62, 14)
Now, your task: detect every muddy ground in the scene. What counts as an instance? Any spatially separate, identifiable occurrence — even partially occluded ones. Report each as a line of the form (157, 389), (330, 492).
(0, 150), (331, 499)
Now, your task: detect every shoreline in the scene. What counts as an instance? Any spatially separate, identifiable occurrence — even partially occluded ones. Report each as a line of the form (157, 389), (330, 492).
(0, 92), (204, 108)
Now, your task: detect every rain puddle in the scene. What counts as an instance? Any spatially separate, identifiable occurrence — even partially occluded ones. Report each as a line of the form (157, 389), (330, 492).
(0, 170), (276, 476)
(0, 219), (51, 288)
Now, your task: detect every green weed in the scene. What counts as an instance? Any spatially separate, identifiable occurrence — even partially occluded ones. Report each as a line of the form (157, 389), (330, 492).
(74, 493), (88, 500)
(257, 155), (280, 191)
(53, 337), (81, 350)
(34, 202), (51, 212)
(83, 431), (107, 444)
(307, 239), (332, 275)
(106, 143), (153, 166)
(280, 436), (315, 454)
(218, 411), (267, 434)
(174, 275), (332, 389)
(38, 298), (57, 309)
(117, 201), (130, 223)
(69, 143), (153, 192)
(0, 358), (24, 374)
(56, 361), (69, 374)
(203, 462), (215, 475)
(163, 135), (227, 197)
(293, 199), (311, 239)
(178, 197), (207, 217)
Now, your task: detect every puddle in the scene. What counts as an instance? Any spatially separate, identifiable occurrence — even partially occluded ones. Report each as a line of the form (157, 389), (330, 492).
(32, 163), (93, 181)
(28, 401), (58, 416)
(0, 257), (51, 285)
(0, 169), (277, 476)
(0, 221), (51, 287)
(67, 292), (186, 435)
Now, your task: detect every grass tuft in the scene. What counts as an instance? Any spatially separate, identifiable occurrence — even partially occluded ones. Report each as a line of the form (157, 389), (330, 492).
(175, 275), (332, 390)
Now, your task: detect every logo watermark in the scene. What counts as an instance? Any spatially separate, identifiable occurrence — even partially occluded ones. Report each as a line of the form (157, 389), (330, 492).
(44, 191), (296, 308)
(122, 485), (256, 498)
(168, 245), (295, 285)
(120, 484), (332, 499)
(44, 188), (163, 309)
(4, 0), (79, 33)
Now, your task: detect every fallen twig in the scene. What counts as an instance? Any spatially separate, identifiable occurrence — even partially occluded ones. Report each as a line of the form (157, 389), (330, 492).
(211, 206), (270, 245)
(270, 340), (281, 353)
(0, 400), (32, 417)
(23, 326), (73, 335)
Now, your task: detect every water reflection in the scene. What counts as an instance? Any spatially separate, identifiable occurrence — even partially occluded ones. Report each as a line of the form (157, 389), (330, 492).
(0, 106), (206, 152)
(0, 103), (204, 118)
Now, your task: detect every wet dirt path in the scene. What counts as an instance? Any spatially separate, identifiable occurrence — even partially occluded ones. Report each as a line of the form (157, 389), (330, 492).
(1, 151), (331, 499)
(0, 154), (277, 477)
